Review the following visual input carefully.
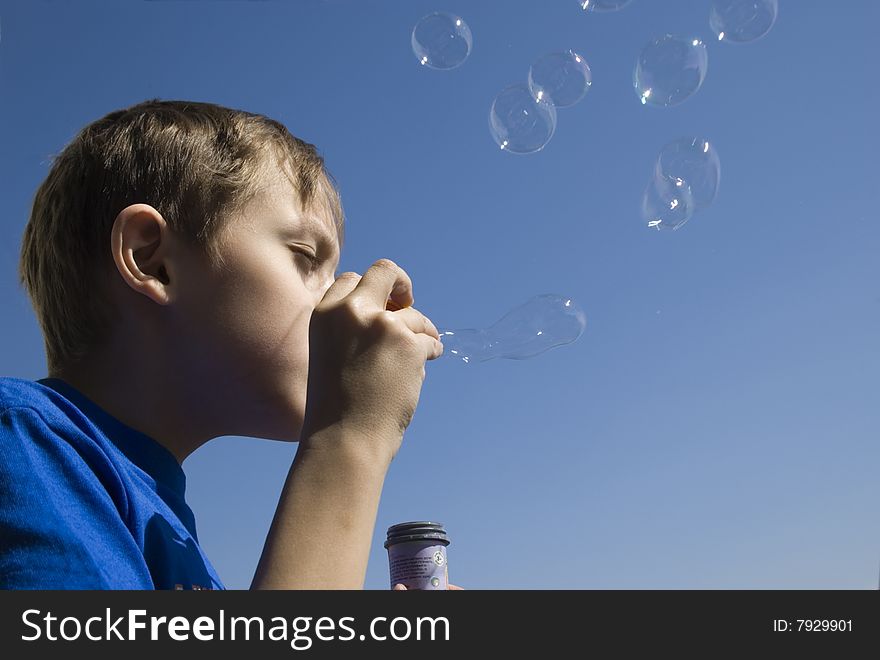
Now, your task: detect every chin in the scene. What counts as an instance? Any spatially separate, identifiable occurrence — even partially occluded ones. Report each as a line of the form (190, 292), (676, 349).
(241, 395), (305, 442)
(249, 422), (302, 443)
(264, 433), (300, 443)
(263, 409), (305, 443)
(253, 378), (307, 441)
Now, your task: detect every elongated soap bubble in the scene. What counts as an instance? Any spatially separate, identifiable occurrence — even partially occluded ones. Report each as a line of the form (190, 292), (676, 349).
(655, 137), (721, 209)
(528, 50), (592, 108)
(578, 0), (633, 12)
(641, 173), (695, 231)
(412, 12), (473, 70)
(710, 0), (778, 43)
(439, 294), (587, 364)
(489, 83), (557, 154)
(634, 34), (708, 107)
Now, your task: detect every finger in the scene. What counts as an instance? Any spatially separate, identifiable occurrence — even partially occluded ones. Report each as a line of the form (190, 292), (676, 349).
(448, 584), (465, 590)
(387, 313), (442, 360)
(393, 584), (407, 591)
(387, 307), (440, 340)
(319, 271), (361, 307)
(352, 259), (414, 311)
(416, 332), (444, 361)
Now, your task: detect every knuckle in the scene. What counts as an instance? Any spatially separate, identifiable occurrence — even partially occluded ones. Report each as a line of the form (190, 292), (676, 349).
(388, 313), (417, 341)
(325, 297), (365, 327)
(342, 297), (367, 319)
(419, 313), (436, 334)
(376, 310), (399, 330)
(374, 258), (398, 271)
(377, 313), (419, 345)
(338, 298), (358, 316)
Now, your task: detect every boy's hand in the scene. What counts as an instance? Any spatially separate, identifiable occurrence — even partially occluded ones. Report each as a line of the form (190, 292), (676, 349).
(301, 259), (443, 464)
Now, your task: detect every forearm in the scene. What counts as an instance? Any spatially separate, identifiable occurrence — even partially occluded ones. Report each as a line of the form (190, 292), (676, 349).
(250, 428), (392, 589)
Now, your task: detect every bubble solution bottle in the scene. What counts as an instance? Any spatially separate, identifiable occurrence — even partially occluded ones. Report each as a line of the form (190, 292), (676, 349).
(385, 521), (450, 590)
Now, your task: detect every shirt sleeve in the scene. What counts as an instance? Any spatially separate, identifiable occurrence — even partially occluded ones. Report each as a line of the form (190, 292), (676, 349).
(0, 407), (154, 589)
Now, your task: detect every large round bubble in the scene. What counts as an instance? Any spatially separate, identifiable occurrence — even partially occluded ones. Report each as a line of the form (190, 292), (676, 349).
(655, 137), (721, 209)
(641, 173), (695, 231)
(710, 0), (778, 43)
(411, 12), (473, 70)
(634, 34), (708, 107)
(489, 84), (557, 155)
(528, 50), (592, 108)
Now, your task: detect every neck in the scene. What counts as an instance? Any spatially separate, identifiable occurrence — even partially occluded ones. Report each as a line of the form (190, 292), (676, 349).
(51, 352), (211, 465)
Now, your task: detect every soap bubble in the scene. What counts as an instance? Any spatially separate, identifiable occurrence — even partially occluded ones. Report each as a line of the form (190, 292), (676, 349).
(710, 0), (778, 43)
(411, 12), (472, 70)
(528, 50), (592, 108)
(634, 34), (708, 107)
(489, 83), (557, 154)
(578, 0), (633, 12)
(439, 294), (587, 364)
(655, 137), (721, 209)
(641, 173), (695, 231)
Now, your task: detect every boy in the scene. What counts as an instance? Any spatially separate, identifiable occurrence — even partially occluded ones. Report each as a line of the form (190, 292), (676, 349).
(0, 99), (445, 589)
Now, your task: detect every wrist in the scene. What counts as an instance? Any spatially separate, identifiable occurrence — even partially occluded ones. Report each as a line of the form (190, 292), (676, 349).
(251, 424), (392, 589)
(299, 421), (401, 473)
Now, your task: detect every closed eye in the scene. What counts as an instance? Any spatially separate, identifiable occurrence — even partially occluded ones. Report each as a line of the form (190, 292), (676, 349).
(291, 247), (320, 272)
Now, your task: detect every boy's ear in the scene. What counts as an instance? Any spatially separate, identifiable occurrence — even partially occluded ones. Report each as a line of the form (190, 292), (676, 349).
(111, 203), (177, 305)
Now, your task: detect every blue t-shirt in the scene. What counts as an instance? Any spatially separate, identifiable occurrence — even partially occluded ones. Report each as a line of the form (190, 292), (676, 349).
(0, 377), (225, 590)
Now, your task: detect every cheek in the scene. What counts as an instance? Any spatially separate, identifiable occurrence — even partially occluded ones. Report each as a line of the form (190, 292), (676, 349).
(198, 266), (316, 366)
(257, 295), (315, 365)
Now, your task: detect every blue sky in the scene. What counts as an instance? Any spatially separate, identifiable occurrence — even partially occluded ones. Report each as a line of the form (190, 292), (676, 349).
(1, 0), (877, 589)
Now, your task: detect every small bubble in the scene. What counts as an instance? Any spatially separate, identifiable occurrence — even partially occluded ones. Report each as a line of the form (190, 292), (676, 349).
(411, 12), (473, 70)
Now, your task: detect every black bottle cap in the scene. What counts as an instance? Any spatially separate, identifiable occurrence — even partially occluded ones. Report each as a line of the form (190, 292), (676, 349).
(384, 521), (450, 549)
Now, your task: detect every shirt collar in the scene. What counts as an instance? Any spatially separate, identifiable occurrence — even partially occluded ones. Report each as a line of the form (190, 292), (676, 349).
(37, 377), (187, 496)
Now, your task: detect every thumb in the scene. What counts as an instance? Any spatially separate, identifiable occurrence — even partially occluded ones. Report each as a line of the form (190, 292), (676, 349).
(392, 583), (407, 591)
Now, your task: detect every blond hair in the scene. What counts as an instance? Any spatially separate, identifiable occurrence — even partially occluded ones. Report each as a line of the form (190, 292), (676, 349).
(19, 98), (344, 375)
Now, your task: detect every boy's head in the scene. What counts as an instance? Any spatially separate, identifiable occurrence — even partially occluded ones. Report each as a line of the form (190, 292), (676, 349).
(19, 99), (345, 446)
